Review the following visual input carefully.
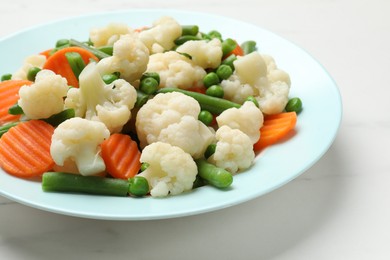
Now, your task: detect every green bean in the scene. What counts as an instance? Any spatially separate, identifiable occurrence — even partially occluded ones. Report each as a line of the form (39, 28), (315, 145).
(204, 143), (217, 159)
(221, 54), (237, 70)
(207, 30), (223, 41)
(65, 52), (86, 79)
(128, 176), (149, 197)
(141, 72), (160, 85)
(43, 108), (75, 127)
(157, 88), (241, 114)
(192, 175), (205, 189)
(174, 35), (202, 45)
(1, 73), (12, 81)
(198, 110), (213, 126)
(245, 96), (259, 107)
(216, 64), (233, 80)
(285, 97), (303, 113)
(135, 89), (150, 108)
(206, 85), (224, 98)
(97, 45), (113, 56)
(8, 103), (23, 115)
(241, 40), (257, 55)
(140, 77), (159, 95)
(27, 67), (41, 81)
(221, 38), (237, 57)
(203, 72), (220, 88)
(69, 39), (110, 60)
(181, 25), (199, 36)
(102, 73), (119, 84)
(0, 122), (19, 137)
(195, 159), (233, 189)
(55, 39), (70, 48)
(42, 172), (129, 196)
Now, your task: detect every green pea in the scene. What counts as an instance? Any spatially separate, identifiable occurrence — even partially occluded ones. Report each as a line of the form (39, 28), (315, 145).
(198, 110), (213, 126)
(1, 73), (12, 81)
(128, 176), (149, 197)
(206, 85), (224, 98)
(221, 54), (237, 71)
(141, 72), (160, 85)
(285, 97), (303, 113)
(140, 77), (159, 95)
(102, 73), (119, 84)
(203, 72), (220, 88)
(216, 64), (233, 80)
(27, 67), (41, 81)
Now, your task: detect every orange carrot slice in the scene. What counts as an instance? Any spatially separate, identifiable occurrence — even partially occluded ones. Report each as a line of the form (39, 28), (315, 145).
(42, 46), (98, 88)
(39, 49), (53, 58)
(0, 80), (32, 125)
(0, 120), (55, 178)
(101, 133), (141, 179)
(254, 112), (297, 151)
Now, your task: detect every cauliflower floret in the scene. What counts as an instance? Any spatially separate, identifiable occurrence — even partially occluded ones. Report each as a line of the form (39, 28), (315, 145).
(50, 117), (110, 176)
(176, 39), (223, 69)
(147, 51), (206, 89)
(65, 62), (137, 133)
(221, 52), (291, 114)
(18, 70), (68, 119)
(208, 126), (255, 174)
(12, 54), (46, 80)
(216, 101), (263, 144)
(96, 34), (149, 84)
(138, 16), (181, 54)
(139, 142), (197, 197)
(136, 92), (214, 157)
(89, 22), (134, 47)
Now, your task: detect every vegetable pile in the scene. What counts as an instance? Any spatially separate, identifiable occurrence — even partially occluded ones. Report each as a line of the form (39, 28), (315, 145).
(0, 16), (303, 198)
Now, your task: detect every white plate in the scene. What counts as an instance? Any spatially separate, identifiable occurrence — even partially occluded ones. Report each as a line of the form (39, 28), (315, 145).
(0, 9), (342, 220)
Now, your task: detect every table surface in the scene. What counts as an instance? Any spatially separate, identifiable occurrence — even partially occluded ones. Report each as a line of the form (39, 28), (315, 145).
(1, 0), (389, 259)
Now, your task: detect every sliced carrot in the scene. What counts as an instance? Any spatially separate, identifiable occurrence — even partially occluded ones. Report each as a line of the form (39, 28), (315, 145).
(254, 112), (297, 151)
(39, 49), (53, 58)
(225, 41), (244, 58)
(101, 133), (141, 179)
(0, 120), (55, 178)
(0, 80), (32, 125)
(42, 46), (98, 88)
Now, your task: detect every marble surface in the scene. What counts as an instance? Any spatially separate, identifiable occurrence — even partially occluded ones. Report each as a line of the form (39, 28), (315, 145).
(0, 0), (389, 259)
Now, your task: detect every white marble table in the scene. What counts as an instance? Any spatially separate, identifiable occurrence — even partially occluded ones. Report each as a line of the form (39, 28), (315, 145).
(1, 0), (389, 259)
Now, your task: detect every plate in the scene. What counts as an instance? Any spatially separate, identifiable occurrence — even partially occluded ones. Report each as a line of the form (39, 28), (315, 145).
(0, 9), (342, 220)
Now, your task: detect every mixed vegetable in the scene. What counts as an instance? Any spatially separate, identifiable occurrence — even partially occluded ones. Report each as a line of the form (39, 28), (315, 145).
(0, 16), (303, 198)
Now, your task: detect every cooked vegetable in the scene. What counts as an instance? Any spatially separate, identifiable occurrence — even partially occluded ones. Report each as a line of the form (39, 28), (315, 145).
(102, 73), (119, 84)
(50, 117), (110, 176)
(0, 80), (32, 125)
(181, 25), (199, 36)
(253, 112), (297, 151)
(8, 103), (24, 115)
(43, 108), (75, 127)
(12, 54), (46, 80)
(221, 38), (237, 57)
(140, 77), (159, 94)
(65, 62), (137, 133)
(69, 39), (110, 59)
(101, 133), (141, 179)
(42, 171), (129, 196)
(128, 176), (149, 197)
(203, 72), (220, 88)
(0, 120), (55, 178)
(157, 88), (241, 114)
(1, 74), (12, 81)
(216, 64), (233, 80)
(65, 52), (86, 79)
(42, 46), (98, 88)
(18, 70), (69, 120)
(26, 67), (41, 81)
(241, 40), (257, 55)
(285, 97), (303, 113)
(205, 84), (224, 98)
(195, 159), (233, 189)
(0, 122), (19, 138)
(198, 110), (213, 126)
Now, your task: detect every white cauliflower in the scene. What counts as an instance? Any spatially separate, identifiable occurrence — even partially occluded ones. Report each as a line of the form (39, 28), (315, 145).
(221, 51), (291, 114)
(138, 16), (182, 54)
(146, 51), (206, 89)
(216, 101), (263, 144)
(136, 92), (214, 158)
(50, 117), (110, 176)
(139, 142), (197, 197)
(18, 70), (68, 119)
(65, 62), (137, 133)
(176, 39), (223, 69)
(12, 54), (46, 80)
(208, 126), (255, 174)
(89, 22), (134, 47)
(96, 34), (149, 84)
